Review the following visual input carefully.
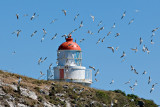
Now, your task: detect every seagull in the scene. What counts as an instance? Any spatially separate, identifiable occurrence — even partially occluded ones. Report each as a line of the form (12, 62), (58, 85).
(129, 86), (134, 91)
(50, 19), (57, 24)
(12, 51), (16, 55)
(107, 31), (111, 36)
(140, 37), (143, 45)
(18, 77), (22, 85)
(89, 66), (96, 71)
(74, 14), (79, 21)
(112, 23), (116, 29)
(12, 30), (21, 37)
(131, 65), (135, 71)
(49, 63), (53, 70)
(101, 37), (106, 42)
(31, 13), (36, 20)
(62, 34), (67, 38)
(98, 27), (104, 33)
(51, 33), (58, 40)
(133, 80), (138, 87)
(96, 38), (101, 44)
(95, 69), (99, 76)
(151, 39), (154, 44)
(115, 47), (119, 51)
(128, 19), (134, 25)
(79, 39), (85, 43)
(121, 11), (126, 19)
(62, 10), (67, 16)
(91, 15), (95, 22)
(148, 76), (151, 84)
(16, 14), (19, 20)
(151, 32), (155, 37)
(152, 27), (159, 32)
(31, 30), (37, 37)
(152, 83), (158, 88)
(95, 78), (98, 82)
(142, 45), (146, 52)
(38, 71), (45, 79)
(88, 30), (93, 35)
(150, 87), (154, 93)
(131, 47), (138, 53)
(42, 57), (47, 62)
(110, 79), (114, 84)
(43, 29), (47, 35)
(124, 80), (131, 84)
(41, 35), (45, 43)
(107, 47), (114, 53)
(115, 33), (120, 37)
(120, 51), (126, 58)
(38, 57), (42, 65)
(97, 21), (102, 26)
(134, 69), (138, 74)
(142, 71), (147, 75)
(40, 71), (45, 76)
(79, 21), (83, 28)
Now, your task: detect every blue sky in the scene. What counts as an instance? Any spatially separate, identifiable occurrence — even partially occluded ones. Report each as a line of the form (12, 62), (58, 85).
(1, 0), (160, 105)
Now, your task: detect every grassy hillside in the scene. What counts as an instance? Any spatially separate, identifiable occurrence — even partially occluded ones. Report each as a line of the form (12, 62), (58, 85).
(0, 70), (158, 107)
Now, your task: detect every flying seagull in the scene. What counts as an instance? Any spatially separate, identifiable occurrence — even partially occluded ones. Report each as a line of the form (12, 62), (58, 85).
(98, 26), (104, 33)
(50, 19), (57, 24)
(107, 47), (114, 53)
(128, 19), (134, 25)
(16, 14), (19, 20)
(97, 21), (102, 26)
(112, 23), (116, 29)
(148, 76), (151, 84)
(120, 51), (126, 58)
(95, 69), (99, 76)
(89, 66), (96, 71)
(131, 47), (138, 53)
(115, 33), (120, 37)
(62, 10), (67, 16)
(91, 15), (95, 22)
(31, 30), (37, 37)
(96, 38), (101, 44)
(74, 14), (79, 21)
(121, 11), (126, 19)
(110, 79), (114, 84)
(152, 27), (159, 32)
(51, 33), (58, 40)
(140, 37), (143, 45)
(79, 21), (83, 28)
(12, 30), (21, 37)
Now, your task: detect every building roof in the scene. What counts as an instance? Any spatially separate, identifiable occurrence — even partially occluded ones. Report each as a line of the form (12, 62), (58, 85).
(58, 35), (81, 51)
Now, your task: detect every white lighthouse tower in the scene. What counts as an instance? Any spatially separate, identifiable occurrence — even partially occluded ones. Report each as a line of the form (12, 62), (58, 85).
(47, 35), (92, 86)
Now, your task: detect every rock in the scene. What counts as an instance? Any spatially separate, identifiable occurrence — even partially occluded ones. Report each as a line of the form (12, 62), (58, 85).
(65, 100), (71, 107)
(20, 88), (37, 100)
(17, 103), (28, 107)
(43, 102), (56, 107)
(0, 88), (6, 96)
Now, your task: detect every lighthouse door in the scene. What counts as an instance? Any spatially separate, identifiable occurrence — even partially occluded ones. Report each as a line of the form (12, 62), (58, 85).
(59, 69), (64, 79)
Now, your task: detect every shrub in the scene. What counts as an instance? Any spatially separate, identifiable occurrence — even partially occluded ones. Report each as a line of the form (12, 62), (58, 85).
(113, 90), (126, 96)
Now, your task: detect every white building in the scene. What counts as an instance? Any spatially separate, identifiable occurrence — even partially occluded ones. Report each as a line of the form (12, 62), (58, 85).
(47, 35), (92, 86)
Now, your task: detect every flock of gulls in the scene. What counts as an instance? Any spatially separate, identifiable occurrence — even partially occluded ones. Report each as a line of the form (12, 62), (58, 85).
(11, 9), (159, 97)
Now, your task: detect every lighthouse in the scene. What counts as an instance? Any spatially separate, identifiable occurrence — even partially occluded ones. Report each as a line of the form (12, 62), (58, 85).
(47, 35), (92, 86)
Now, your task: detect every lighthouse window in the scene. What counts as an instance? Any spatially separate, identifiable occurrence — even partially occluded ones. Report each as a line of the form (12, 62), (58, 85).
(57, 50), (82, 66)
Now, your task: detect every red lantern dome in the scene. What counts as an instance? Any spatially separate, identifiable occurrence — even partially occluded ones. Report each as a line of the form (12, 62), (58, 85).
(58, 35), (81, 51)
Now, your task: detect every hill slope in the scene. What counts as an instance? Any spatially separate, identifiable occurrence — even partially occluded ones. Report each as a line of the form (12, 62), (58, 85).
(0, 70), (158, 107)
